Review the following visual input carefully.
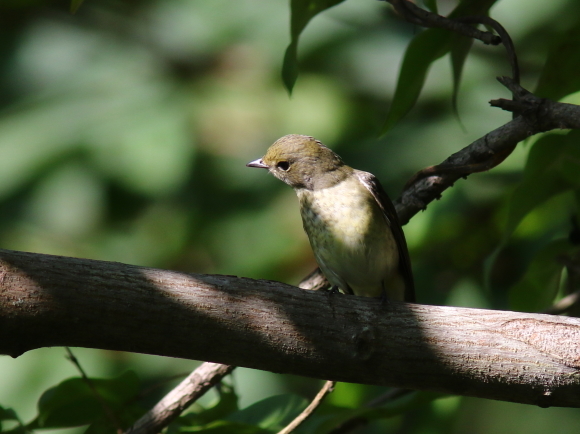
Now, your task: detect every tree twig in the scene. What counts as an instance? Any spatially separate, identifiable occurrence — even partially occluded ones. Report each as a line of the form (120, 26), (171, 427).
(455, 15), (519, 85)
(328, 388), (413, 434)
(386, 0), (501, 45)
(278, 380), (336, 434)
(65, 348), (124, 434)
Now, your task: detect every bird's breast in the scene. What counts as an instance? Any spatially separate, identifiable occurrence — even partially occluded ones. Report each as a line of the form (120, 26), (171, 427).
(297, 179), (388, 249)
(296, 177), (400, 298)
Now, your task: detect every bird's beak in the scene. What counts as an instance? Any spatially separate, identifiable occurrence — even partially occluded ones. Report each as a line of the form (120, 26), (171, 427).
(246, 158), (268, 169)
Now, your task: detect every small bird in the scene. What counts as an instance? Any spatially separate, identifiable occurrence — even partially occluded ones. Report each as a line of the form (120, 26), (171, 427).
(247, 134), (414, 302)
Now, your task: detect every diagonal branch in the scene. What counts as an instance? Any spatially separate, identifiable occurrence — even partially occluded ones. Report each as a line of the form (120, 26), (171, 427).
(396, 77), (580, 225)
(386, 0), (501, 45)
(278, 380), (336, 434)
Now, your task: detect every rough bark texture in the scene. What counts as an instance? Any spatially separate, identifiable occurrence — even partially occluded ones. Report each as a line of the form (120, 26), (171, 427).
(2, 249), (580, 408)
(395, 78), (580, 225)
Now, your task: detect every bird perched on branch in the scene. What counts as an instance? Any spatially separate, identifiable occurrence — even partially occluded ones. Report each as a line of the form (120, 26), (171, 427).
(247, 134), (414, 302)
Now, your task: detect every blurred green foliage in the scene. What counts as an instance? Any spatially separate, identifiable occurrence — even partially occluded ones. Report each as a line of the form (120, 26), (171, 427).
(2, 0), (580, 432)
(27, 371), (144, 432)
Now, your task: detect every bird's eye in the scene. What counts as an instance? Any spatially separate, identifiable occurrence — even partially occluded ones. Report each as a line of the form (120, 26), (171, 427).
(276, 161), (290, 171)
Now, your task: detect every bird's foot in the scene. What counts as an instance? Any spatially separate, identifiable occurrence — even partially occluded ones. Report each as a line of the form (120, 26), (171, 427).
(379, 290), (391, 306)
(327, 285), (341, 295)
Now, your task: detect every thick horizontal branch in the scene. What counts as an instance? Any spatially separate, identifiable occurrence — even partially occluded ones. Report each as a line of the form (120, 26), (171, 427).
(2, 249), (580, 407)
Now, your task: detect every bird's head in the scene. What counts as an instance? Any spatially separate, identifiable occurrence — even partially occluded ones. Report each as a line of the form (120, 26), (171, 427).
(247, 134), (348, 190)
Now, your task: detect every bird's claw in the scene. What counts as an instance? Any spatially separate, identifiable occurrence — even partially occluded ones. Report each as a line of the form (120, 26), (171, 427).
(327, 285), (341, 295)
(379, 290), (391, 306)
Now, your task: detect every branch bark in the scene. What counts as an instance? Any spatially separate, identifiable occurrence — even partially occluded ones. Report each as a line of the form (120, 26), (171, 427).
(386, 0), (502, 45)
(2, 249), (580, 408)
(395, 77), (580, 225)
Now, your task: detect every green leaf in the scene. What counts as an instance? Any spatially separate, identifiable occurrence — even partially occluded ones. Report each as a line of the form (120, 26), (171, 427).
(380, 28), (451, 134)
(173, 394), (304, 434)
(0, 406), (19, 422)
(454, 0), (498, 15)
(423, 0), (438, 13)
(535, 14), (580, 101)
(282, 0), (346, 93)
(450, 34), (474, 117)
(0, 406), (25, 434)
(227, 394), (307, 431)
(178, 420), (270, 434)
(483, 244), (503, 291)
(509, 239), (573, 312)
(27, 371), (141, 430)
(70, 0), (85, 13)
(173, 383), (239, 430)
(381, 0), (498, 133)
(310, 391), (443, 433)
(485, 130), (580, 290)
(197, 383), (239, 425)
(503, 130), (580, 239)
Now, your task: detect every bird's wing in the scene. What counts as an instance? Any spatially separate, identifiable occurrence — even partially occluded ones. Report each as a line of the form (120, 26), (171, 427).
(355, 170), (415, 302)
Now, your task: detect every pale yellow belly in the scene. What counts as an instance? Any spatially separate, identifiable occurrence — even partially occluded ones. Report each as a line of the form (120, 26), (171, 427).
(297, 180), (399, 298)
